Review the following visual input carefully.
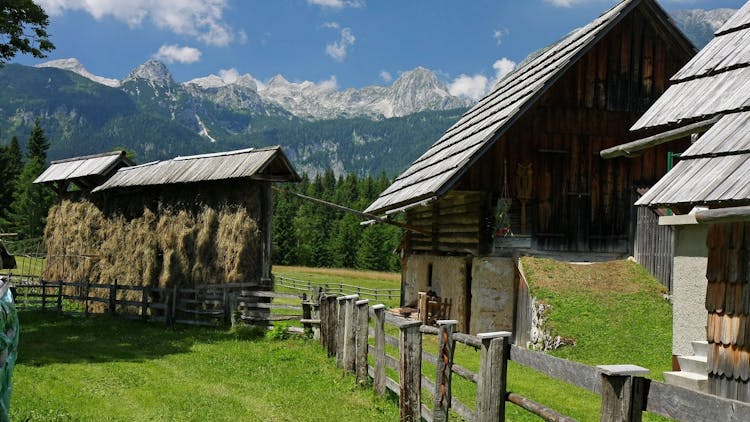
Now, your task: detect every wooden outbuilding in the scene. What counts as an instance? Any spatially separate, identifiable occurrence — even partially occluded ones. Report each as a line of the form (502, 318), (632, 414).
(35, 146), (300, 292)
(606, 0), (750, 400)
(365, 0), (694, 333)
(33, 150), (135, 194)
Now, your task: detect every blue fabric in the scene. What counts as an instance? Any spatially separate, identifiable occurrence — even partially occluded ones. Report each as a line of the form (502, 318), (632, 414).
(0, 289), (18, 422)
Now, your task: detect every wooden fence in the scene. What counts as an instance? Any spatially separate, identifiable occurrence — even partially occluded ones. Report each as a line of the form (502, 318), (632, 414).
(634, 206), (673, 291)
(315, 294), (750, 422)
(275, 275), (400, 302)
(9, 279), (309, 329)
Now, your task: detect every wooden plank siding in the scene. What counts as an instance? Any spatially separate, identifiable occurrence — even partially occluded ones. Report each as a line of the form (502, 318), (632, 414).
(634, 206), (673, 290)
(450, 6), (692, 254)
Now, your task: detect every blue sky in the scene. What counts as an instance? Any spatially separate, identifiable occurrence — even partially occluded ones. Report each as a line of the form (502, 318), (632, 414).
(15, 0), (746, 99)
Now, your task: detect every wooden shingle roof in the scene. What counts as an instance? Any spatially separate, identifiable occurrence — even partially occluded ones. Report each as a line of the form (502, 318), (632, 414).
(33, 150), (134, 188)
(91, 146), (299, 192)
(635, 111), (750, 208)
(632, 0), (750, 131)
(366, 0), (681, 214)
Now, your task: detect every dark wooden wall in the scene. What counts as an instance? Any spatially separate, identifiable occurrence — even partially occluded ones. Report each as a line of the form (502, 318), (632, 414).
(452, 5), (693, 254)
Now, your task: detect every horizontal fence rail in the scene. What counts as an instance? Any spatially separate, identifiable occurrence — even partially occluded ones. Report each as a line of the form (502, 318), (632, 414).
(317, 294), (750, 422)
(275, 275), (399, 301)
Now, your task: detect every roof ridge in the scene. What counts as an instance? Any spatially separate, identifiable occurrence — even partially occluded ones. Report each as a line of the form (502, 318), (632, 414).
(50, 150), (124, 164)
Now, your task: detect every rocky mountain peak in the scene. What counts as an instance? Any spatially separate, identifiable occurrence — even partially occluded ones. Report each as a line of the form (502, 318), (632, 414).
(671, 8), (736, 48)
(124, 59), (173, 85)
(36, 57), (121, 87)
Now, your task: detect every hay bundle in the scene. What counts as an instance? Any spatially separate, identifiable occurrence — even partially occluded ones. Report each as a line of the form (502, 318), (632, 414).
(44, 199), (262, 294)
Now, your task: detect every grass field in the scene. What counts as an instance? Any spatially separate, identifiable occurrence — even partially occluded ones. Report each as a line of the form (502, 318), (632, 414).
(13, 312), (399, 421)
(11, 259), (672, 421)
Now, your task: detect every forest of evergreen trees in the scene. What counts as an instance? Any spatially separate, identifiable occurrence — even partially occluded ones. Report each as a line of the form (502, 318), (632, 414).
(272, 170), (402, 272)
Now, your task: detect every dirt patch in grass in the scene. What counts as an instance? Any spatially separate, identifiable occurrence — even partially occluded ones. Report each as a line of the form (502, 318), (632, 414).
(521, 257), (666, 297)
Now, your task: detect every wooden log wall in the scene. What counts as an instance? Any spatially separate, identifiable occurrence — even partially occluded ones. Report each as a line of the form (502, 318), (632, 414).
(705, 222), (750, 401)
(405, 191), (489, 255)
(634, 206), (673, 290)
(454, 4), (693, 254)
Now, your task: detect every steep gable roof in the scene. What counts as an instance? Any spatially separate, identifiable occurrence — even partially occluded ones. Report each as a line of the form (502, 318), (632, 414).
(366, 0), (688, 214)
(632, 0), (750, 131)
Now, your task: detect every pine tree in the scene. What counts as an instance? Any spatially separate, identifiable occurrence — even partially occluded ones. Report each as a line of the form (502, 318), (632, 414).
(0, 136), (23, 214)
(2, 158), (53, 237)
(27, 118), (50, 163)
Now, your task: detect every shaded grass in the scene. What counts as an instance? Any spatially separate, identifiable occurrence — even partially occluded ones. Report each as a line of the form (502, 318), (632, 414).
(13, 311), (399, 421)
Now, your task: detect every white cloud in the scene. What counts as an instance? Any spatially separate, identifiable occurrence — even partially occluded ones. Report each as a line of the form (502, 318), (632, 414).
(379, 70), (392, 83)
(492, 57), (516, 83)
(493, 28), (509, 45)
(37, 0), (240, 46)
(448, 57), (517, 101)
(307, 0), (365, 9)
(218, 68), (239, 83)
(321, 22), (341, 29)
(154, 44), (202, 63)
(546, 0), (575, 6)
(317, 76), (338, 91)
(325, 27), (356, 62)
(448, 74), (489, 101)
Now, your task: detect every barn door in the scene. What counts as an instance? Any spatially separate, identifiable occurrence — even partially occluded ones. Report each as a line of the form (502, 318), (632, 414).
(567, 136), (590, 252)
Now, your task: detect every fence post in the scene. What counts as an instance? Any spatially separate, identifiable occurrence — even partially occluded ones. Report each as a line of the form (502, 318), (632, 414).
(319, 293), (328, 347)
(336, 296), (346, 368)
(325, 295), (337, 357)
(41, 280), (47, 310)
(302, 299), (312, 337)
(141, 286), (149, 321)
(399, 319), (423, 422)
(109, 279), (117, 315)
(476, 331), (512, 422)
(311, 287), (321, 340)
(597, 365), (649, 422)
(373, 304), (386, 396)
(355, 299), (370, 385)
(56, 281), (63, 314)
(433, 320), (458, 422)
(343, 294), (359, 373)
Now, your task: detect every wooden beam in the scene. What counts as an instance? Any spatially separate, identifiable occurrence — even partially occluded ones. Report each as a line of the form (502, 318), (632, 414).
(272, 186), (431, 236)
(600, 116), (721, 159)
(695, 206), (750, 224)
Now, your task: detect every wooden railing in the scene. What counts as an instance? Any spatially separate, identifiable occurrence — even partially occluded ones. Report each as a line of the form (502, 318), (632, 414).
(10, 280), (308, 329)
(315, 294), (750, 422)
(275, 275), (400, 302)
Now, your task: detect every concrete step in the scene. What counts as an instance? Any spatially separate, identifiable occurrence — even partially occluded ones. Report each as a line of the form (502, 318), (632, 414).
(678, 354), (707, 374)
(664, 371), (708, 393)
(692, 340), (709, 358)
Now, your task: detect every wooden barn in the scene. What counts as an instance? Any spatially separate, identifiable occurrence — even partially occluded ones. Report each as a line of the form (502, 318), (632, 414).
(365, 0), (694, 334)
(35, 147), (300, 293)
(612, 0), (750, 400)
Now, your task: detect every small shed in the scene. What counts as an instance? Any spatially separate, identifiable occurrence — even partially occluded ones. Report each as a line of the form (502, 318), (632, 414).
(365, 0), (694, 333)
(33, 150), (135, 194)
(36, 146), (300, 297)
(607, 0), (750, 400)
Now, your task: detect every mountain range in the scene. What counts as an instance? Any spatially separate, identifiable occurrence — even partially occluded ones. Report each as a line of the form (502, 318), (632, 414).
(0, 7), (735, 178)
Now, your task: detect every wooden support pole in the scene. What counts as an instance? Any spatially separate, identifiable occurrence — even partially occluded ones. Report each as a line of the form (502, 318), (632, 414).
(373, 304), (386, 396)
(598, 365), (649, 422)
(476, 331), (512, 422)
(399, 319), (423, 422)
(302, 300), (313, 337)
(433, 320), (458, 422)
(312, 287), (322, 340)
(355, 299), (370, 385)
(342, 294), (359, 373)
(319, 294), (328, 347)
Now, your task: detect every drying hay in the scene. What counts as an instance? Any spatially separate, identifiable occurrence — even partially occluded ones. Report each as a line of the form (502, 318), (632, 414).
(44, 198), (262, 308)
